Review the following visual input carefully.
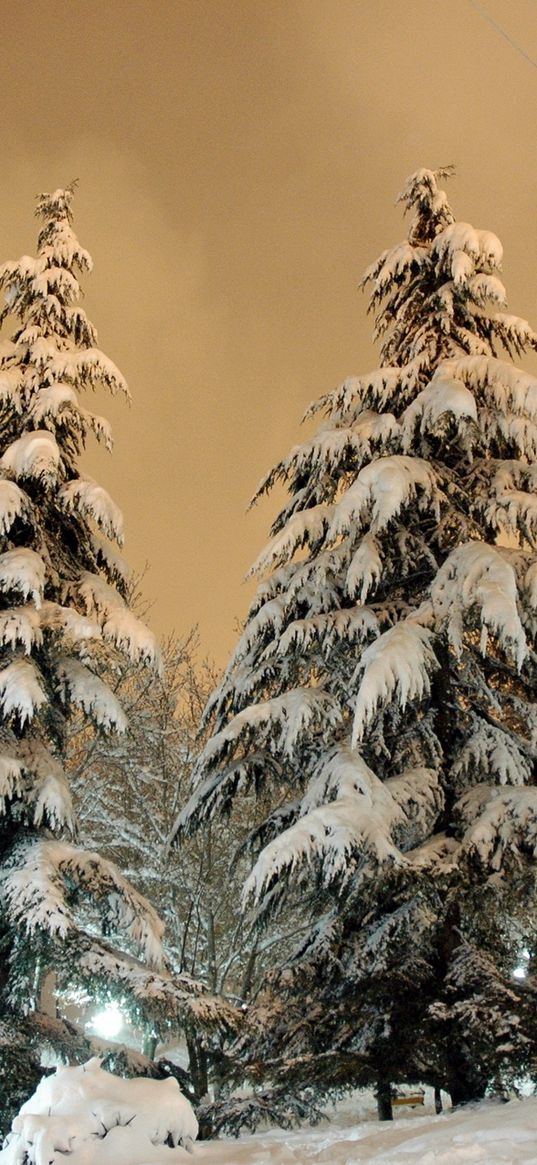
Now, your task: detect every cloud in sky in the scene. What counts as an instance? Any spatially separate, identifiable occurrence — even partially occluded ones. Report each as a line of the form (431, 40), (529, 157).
(1, 0), (536, 662)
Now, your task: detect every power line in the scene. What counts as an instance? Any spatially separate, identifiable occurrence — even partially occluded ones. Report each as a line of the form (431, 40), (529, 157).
(469, 0), (537, 71)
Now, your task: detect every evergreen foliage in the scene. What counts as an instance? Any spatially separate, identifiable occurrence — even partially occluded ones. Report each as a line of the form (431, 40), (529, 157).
(179, 168), (537, 1105)
(0, 188), (226, 1134)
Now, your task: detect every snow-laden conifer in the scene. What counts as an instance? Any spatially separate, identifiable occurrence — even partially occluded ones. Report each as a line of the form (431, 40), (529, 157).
(178, 168), (537, 1104)
(0, 188), (221, 1132)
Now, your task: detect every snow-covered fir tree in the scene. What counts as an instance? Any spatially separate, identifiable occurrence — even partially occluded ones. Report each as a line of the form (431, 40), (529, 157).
(178, 168), (537, 1108)
(0, 188), (231, 1133)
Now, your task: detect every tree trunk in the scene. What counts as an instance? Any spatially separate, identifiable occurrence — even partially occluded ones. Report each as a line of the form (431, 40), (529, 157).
(206, 909), (217, 994)
(447, 1064), (487, 1108)
(434, 1085), (443, 1114)
(376, 1079), (393, 1121)
(39, 971), (57, 1018)
(185, 1025), (209, 1101)
(240, 937), (258, 1001)
(142, 1029), (158, 1059)
(0, 922), (14, 1014)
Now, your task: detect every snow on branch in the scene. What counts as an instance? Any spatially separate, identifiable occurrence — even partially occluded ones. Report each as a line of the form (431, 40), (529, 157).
(30, 264), (81, 304)
(197, 688), (342, 772)
(362, 240), (428, 295)
(469, 272), (507, 307)
(59, 476), (124, 545)
(38, 213), (93, 272)
(0, 605), (42, 653)
(79, 407), (113, 450)
(75, 941), (239, 1033)
(451, 721), (532, 789)
(0, 478), (31, 534)
(77, 570), (124, 617)
(243, 748), (406, 901)
(456, 785), (537, 872)
(300, 744), (395, 812)
(0, 255), (39, 303)
(39, 601), (101, 644)
(243, 796), (403, 901)
(101, 607), (161, 668)
(479, 409), (537, 460)
(386, 767), (444, 849)
(401, 371), (477, 448)
(28, 382), (79, 426)
(1, 430), (62, 484)
(89, 533), (129, 583)
(282, 539), (351, 615)
(55, 657), (127, 732)
(35, 186), (76, 222)
(484, 461), (537, 543)
(355, 896), (437, 978)
(174, 750), (282, 836)
(0, 660), (46, 725)
(523, 559), (537, 614)
(226, 597), (286, 667)
(18, 740), (74, 831)
(28, 385), (112, 449)
(491, 313), (537, 355)
(0, 548), (45, 605)
(242, 751), (444, 901)
(304, 368), (401, 426)
(352, 621), (438, 744)
(345, 534), (383, 602)
(0, 755), (23, 811)
(250, 503), (334, 577)
(199, 685), (340, 768)
(75, 572), (159, 666)
(445, 354), (537, 420)
(397, 167), (454, 225)
(433, 222), (503, 278)
(3, 839), (165, 967)
(330, 455), (441, 540)
(276, 605), (379, 658)
(430, 541), (527, 666)
(251, 414), (399, 504)
(406, 832), (460, 874)
(52, 348), (130, 398)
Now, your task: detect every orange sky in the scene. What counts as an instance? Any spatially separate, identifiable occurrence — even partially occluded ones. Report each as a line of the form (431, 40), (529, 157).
(1, 0), (536, 665)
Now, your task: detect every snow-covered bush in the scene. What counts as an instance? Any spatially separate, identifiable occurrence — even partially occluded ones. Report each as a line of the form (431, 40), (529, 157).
(0, 1057), (198, 1164)
(178, 167), (537, 1108)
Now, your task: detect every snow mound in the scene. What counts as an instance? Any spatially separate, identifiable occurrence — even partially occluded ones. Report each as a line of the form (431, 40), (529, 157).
(0, 1058), (198, 1165)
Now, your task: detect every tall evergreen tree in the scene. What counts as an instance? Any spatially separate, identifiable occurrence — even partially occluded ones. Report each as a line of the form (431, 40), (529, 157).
(0, 188), (223, 1131)
(178, 168), (537, 1105)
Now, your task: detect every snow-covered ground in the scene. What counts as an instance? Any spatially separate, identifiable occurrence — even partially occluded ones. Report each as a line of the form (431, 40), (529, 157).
(192, 1096), (537, 1165)
(3, 1066), (537, 1165)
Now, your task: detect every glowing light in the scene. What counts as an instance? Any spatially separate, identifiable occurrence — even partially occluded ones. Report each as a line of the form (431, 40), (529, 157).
(512, 948), (532, 981)
(90, 1003), (123, 1038)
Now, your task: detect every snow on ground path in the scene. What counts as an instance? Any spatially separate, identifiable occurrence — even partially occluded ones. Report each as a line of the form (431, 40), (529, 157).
(192, 1097), (537, 1164)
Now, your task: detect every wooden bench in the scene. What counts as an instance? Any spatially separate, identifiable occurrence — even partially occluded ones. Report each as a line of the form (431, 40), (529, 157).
(392, 1093), (425, 1107)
